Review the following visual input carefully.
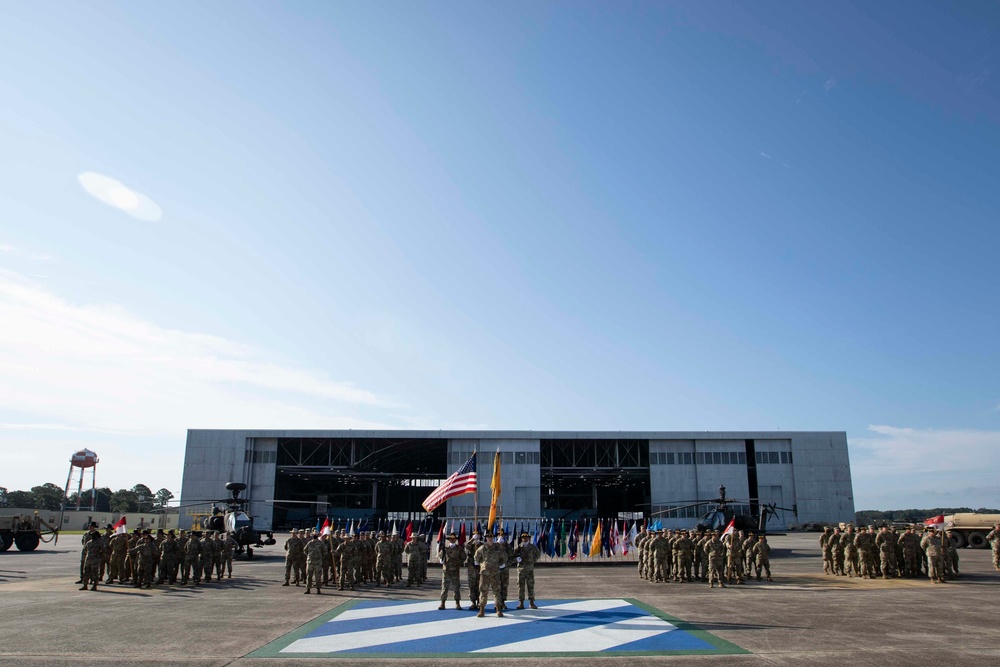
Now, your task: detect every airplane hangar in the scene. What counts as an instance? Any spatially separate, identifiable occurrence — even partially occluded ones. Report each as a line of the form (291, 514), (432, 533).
(179, 430), (855, 531)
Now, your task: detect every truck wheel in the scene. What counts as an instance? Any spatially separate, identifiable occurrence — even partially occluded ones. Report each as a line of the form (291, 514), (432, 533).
(14, 532), (40, 552)
(966, 531), (988, 549)
(0, 533), (13, 552)
(949, 532), (966, 549)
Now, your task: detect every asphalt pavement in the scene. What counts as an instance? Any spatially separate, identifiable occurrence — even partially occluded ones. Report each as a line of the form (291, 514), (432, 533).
(1, 533), (998, 666)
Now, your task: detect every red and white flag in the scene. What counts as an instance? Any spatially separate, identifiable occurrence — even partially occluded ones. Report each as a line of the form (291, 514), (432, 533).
(112, 516), (127, 534)
(320, 518), (331, 536)
(924, 515), (949, 530)
(610, 520), (621, 555)
(722, 518), (736, 538)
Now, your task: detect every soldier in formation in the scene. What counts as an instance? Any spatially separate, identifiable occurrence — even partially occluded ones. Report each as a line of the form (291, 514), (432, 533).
(987, 523), (1000, 572)
(438, 532), (466, 609)
(474, 532), (506, 618)
(80, 531), (103, 591)
(819, 524), (970, 584)
(514, 531), (541, 608)
(636, 527), (774, 586)
(303, 533), (326, 594)
(465, 531), (482, 611)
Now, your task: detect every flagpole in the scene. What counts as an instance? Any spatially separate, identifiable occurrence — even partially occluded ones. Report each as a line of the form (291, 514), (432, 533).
(472, 445), (479, 531)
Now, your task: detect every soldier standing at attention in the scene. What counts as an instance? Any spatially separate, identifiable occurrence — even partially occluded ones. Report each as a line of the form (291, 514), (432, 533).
(375, 532), (394, 587)
(337, 533), (358, 591)
(134, 532), (156, 589)
(403, 534), (422, 588)
(390, 533), (403, 583)
(464, 531), (482, 610)
(474, 532), (506, 618)
(725, 530), (745, 585)
(706, 531), (727, 589)
(221, 531), (238, 579)
(831, 527), (846, 576)
(842, 526), (859, 578)
(303, 533), (326, 594)
(514, 531), (541, 609)
(77, 522), (101, 585)
(182, 530), (202, 585)
(106, 529), (128, 584)
(495, 529), (514, 610)
(156, 531), (179, 585)
(200, 531), (216, 583)
(986, 523), (1000, 572)
(80, 531), (104, 591)
(920, 527), (945, 583)
(751, 535), (772, 581)
(283, 530), (304, 586)
(438, 532), (466, 609)
(820, 528), (834, 574)
(942, 530), (959, 579)
(875, 526), (897, 579)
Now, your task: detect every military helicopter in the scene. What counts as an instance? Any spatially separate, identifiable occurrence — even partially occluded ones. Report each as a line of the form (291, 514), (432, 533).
(650, 485), (798, 534)
(186, 482), (276, 558)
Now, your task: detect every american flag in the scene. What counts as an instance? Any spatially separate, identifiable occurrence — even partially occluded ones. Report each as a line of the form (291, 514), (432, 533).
(422, 453), (477, 512)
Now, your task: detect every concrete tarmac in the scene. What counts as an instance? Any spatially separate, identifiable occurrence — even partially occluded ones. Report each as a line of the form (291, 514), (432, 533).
(1, 533), (998, 666)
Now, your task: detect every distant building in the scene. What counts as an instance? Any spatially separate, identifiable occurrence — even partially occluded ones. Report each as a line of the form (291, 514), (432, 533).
(179, 430), (854, 531)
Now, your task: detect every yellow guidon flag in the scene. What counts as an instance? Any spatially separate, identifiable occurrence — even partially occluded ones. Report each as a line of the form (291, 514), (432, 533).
(487, 449), (501, 531)
(590, 518), (603, 557)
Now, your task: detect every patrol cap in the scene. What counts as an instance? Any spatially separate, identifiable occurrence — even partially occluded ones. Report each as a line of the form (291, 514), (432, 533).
(89, 522), (99, 528)
(520, 532), (530, 539)
(447, 532), (457, 539)
(378, 531), (386, 537)
(105, 524), (113, 530)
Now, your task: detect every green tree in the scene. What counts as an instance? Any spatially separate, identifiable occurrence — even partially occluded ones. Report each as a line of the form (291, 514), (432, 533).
(132, 484), (154, 512)
(31, 483), (64, 511)
(68, 487), (113, 512)
(109, 489), (139, 514)
(6, 490), (34, 508)
(0, 486), (7, 507)
(154, 488), (174, 508)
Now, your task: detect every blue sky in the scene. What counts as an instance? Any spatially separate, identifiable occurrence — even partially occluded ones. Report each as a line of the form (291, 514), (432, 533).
(1, 2), (998, 510)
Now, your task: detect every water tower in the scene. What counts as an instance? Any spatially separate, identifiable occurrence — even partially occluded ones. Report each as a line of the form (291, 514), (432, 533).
(65, 449), (99, 511)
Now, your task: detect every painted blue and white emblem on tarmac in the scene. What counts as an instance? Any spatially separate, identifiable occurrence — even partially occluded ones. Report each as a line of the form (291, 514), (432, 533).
(251, 598), (746, 658)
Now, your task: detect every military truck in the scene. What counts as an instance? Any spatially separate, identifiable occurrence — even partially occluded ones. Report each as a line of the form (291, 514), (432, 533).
(0, 513), (59, 552)
(940, 513), (1000, 549)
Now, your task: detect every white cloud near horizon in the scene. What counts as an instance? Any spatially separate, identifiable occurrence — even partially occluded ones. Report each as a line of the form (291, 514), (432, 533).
(850, 425), (1000, 509)
(824, 77), (838, 93)
(78, 171), (163, 222)
(0, 270), (397, 437)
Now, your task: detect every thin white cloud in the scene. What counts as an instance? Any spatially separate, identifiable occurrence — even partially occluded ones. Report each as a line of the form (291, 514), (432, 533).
(0, 270), (397, 438)
(850, 425), (1000, 509)
(78, 171), (163, 222)
(0, 243), (51, 260)
(824, 77), (838, 93)
(759, 151), (772, 159)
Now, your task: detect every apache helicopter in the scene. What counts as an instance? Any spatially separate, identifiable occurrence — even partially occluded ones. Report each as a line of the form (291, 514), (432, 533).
(650, 485), (798, 534)
(187, 482), (276, 558)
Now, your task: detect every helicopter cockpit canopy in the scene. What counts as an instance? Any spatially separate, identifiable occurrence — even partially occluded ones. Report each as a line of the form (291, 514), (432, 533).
(698, 510), (728, 531)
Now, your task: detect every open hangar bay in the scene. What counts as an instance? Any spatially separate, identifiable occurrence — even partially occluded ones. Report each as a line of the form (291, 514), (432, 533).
(179, 430), (855, 531)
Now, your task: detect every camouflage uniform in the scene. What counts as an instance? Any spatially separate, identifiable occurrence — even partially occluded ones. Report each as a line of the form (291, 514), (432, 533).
(706, 534), (727, 588)
(875, 527), (897, 579)
(106, 531), (128, 583)
(156, 533), (180, 584)
(464, 534), (482, 608)
(474, 537), (506, 617)
(391, 534), (403, 582)
(403, 537), (422, 588)
(438, 535), (466, 608)
(132, 535), (155, 588)
(221, 533), (238, 578)
(750, 537), (772, 581)
(200, 533), (216, 582)
(302, 536), (325, 593)
(337, 535), (359, 590)
(182, 532), (202, 584)
(899, 528), (920, 577)
(375, 534), (394, 587)
(842, 528), (859, 577)
(652, 532), (671, 582)
(820, 528), (834, 574)
(283, 532), (305, 586)
(726, 531), (746, 584)
(514, 535), (541, 607)
(942, 531), (959, 579)
(920, 530), (945, 583)
(854, 528), (876, 579)
(80, 533), (104, 591)
(986, 525), (1000, 571)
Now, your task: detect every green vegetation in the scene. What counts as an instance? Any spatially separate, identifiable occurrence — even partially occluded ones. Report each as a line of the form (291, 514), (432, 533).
(0, 484), (173, 512)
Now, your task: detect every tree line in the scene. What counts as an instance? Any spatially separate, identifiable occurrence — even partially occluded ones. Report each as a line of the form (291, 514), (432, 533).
(0, 484), (174, 514)
(855, 507), (1000, 526)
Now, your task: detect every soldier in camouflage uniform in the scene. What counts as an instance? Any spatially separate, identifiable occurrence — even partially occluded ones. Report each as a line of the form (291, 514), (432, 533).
(403, 534), (422, 588)
(750, 535), (772, 581)
(474, 533), (506, 618)
(200, 531), (216, 582)
(181, 530), (202, 584)
(920, 527), (945, 583)
(391, 533), (403, 583)
(854, 526), (875, 579)
(675, 531), (694, 582)
(283, 530), (304, 586)
(650, 531), (668, 582)
(742, 532), (756, 574)
(497, 530), (516, 610)
(337, 533), (359, 590)
(842, 526), (859, 577)
(132, 532), (156, 589)
(942, 530), (959, 579)
(464, 532), (482, 610)
(156, 531), (179, 584)
(820, 528), (834, 574)
(375, 532), (395, 587)
(438, 532), (466, 609)
(875, 526), (897, 579)
(831, 527), (846, 575)
(80, 531), (104, 591)
(514, 531), (541, 608)
(706, 531), (727, 588)
(303, 533), (326, 594)
(725, 530), (745, 584)
(106, 529), (128, 584)
(986, 523), (1000, 572)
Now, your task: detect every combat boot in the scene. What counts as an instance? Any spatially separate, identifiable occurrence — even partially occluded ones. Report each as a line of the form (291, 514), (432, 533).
(477, 608), (485, 618)
(90, 584), (97, 591)
(438, 603), (446, 610)
(304, 589), (311, 594)
(516, 602), (525, 610)
(79, 584), (88, 591)
(455, 602), (462, 610)
(529, 600), (537, 609)
(282, 581), (289, 586)
(470, 604), (479, 611)
(497, 609), (504, 618)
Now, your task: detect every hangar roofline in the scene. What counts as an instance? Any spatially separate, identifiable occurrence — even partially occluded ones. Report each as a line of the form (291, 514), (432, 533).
(187, 429), (845, 439)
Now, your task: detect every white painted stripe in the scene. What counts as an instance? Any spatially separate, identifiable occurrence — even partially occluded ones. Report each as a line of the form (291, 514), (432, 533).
(473, 613), (677, 653)
(281, 599), (632, 654)
(326, 600), (442, 622)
